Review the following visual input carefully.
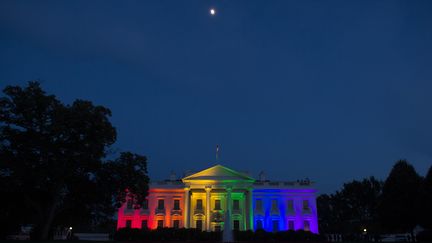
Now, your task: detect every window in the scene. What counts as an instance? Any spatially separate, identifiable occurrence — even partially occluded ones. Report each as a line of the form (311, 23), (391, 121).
(288, 220), (294, 230)
(271, 199), (278, 210)
(142, 199), (148, 210)
(196, 220), (203, 230)
(303, 200), (309, 211)
(215, 200), (221, 210)
(196, 199), (203, 210)
(158, 199), (164, 210)
(233, 220), (240, 231)
(141, 220), (148, 229)
(157, 220), (164, 228)
(174, 199), (180, 210)
(173, 220), (180, 229)
(127, 199), (133, 209)
(271, 199), (279, 214)
(272, 220), (279, 232)
(256, 220), (263, 230)
(215, 225), (222, 232)
(233, 200), (240, 210)
(255, 199), (262, 211)
(126, 220), (132, 228)
(287, 200), (294, 213)
(304, 220), (310, 231)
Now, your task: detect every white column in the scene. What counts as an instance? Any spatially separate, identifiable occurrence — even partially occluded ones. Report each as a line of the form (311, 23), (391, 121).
(205, 186), (211, 231)
(243, 189), (248, 230)
(226, 187), (232, 212)
(226, 187), (232, 231)
(184, 187), (190, 228)
(243, 190), (247, 231)
(248, 188), (253, 230)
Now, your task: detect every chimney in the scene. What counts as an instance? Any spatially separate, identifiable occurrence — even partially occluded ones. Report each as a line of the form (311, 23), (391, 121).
(259, 171), (266, 181)
(169, 171), (176, 181)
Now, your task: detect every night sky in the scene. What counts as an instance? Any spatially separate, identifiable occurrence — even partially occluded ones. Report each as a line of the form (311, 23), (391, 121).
(1, 1), (432, 193)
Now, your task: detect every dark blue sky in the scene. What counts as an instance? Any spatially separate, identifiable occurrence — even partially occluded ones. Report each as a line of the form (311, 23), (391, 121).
(1, 1), (431, 193)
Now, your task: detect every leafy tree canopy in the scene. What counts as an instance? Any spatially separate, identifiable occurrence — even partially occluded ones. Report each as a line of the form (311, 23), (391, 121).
(420, 166), (432, 229)
(317, 177), (382, 234)
(379, 160), (422, 233)
(0, 82), (149, 239)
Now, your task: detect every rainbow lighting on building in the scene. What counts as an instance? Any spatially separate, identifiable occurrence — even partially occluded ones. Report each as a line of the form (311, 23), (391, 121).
(117, 165), (318, 233)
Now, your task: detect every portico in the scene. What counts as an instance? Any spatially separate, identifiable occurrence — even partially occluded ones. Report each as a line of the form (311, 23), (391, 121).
(182, 165), (255, 231)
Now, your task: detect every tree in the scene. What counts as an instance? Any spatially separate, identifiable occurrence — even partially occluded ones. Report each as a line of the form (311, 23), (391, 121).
(99, 152), (150, 210)
(317, 194), (339, 233)
(0, 82), (149, 239)
(420, 166), (432, 229)
(317, 177), (382, 235)
(378, 160), (422, 233)
(339, 177), (382, 233)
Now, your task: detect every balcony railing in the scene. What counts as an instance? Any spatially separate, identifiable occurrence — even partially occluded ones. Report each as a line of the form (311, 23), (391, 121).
(140, 208), (150, 215)
(171, 209), (182, 216)
(232, 208), (241, 215)
(124, 208), (134, 215)
(302, 208), (311, 215)
(270, 207), (280, 215)
(155, 208), (165, 215)
(254, 207), (264, 215)
(194, 208), (204, 215)
(211, 212), (224, 222)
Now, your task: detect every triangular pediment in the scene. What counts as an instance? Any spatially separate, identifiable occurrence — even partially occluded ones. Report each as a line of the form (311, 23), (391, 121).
(182, 164), (255, 182)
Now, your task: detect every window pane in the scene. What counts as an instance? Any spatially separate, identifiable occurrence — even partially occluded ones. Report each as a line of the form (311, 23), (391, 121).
(196, 220), (203, 230)
(143, 199), (148, 209)
(141, 220), (148, 229)
(287, 200), (293, 212)
(256, 199), (262, 210)
(304, 220), (310, 231)
(157, 220), (164, 228)
(303, 200), (309, 210)
(233, 220), (240, 230)
(158, 199), (164, 209)
(174, 200), (180, 210)
(127, 200), (133, 209)
(233, 200), (240, 210)
(197, 199), (203, 209)
(271, 200), (278, 209)
(173, 220), (180, 229)
(288, 220), (294, 230)
(272, 220), (279, 232)
(256, 220), (263, 229)
(215, 200), (221, 210)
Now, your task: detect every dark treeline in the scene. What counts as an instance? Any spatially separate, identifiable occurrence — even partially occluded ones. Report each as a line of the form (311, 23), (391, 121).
(0, 82), (149, 240)
(318, 160), (432, 238)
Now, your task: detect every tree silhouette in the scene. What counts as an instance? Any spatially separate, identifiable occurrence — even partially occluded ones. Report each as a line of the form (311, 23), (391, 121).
(317, 177), (382, 235)
(378, 160), (422, 233)
(0, 82), (149, 239)
(420, 166), (432, 229)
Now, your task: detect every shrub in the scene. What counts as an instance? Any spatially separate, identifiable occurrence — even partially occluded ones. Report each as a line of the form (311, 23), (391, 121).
(114, 227), (324, 242)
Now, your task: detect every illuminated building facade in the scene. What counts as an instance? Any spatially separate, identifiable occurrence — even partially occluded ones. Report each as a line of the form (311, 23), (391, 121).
(117, 165), (318, 233)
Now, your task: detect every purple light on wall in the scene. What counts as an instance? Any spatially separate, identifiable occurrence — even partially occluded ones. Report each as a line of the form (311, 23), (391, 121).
(252, 189), (318, 234)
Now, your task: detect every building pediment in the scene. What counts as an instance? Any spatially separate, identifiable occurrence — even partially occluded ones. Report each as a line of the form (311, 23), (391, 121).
(182, 164), (255, 183)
